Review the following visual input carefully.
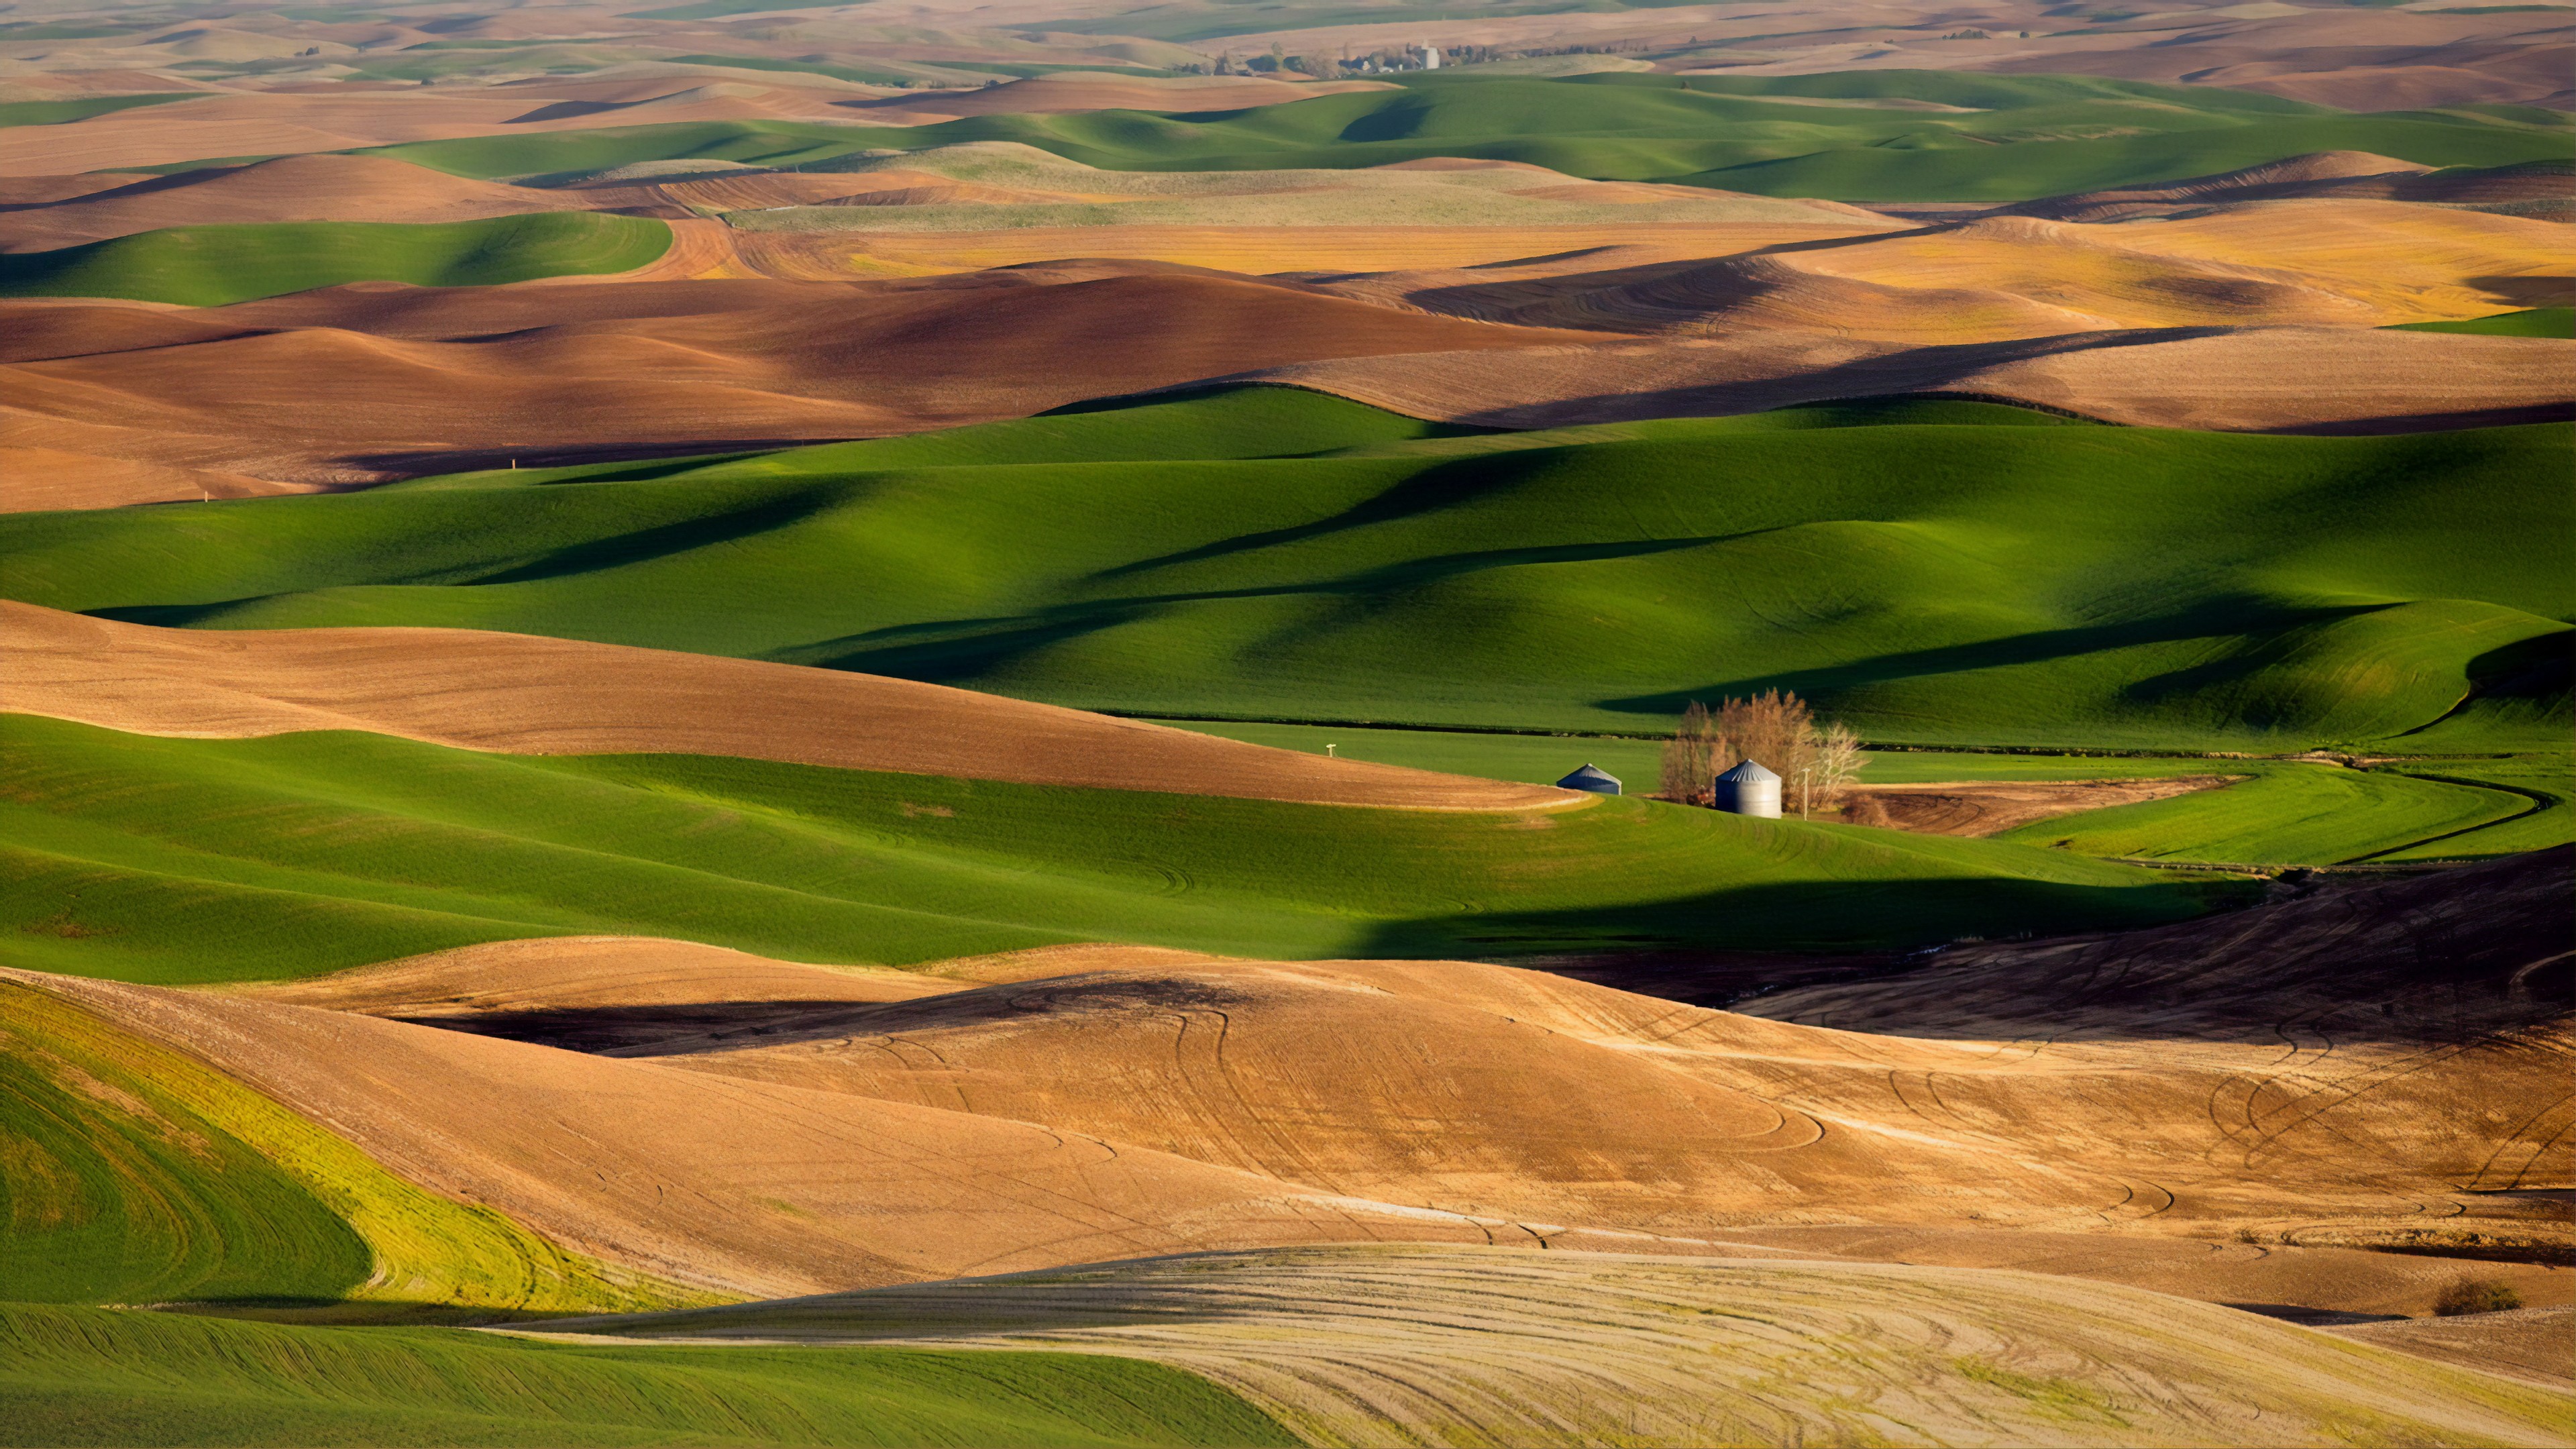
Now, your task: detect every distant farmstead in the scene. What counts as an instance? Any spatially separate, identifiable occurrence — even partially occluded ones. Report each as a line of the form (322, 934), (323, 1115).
(1556, 763), (1621, 795)
(1712, 759), (1781, 818)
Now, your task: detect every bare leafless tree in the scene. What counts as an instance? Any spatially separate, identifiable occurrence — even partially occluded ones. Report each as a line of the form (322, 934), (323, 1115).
(1669, 690), (1870, 819)
(1717, 689), (1815, 789)
(1812, 721), (1865, 810)
(1659, 700), (1719, 803)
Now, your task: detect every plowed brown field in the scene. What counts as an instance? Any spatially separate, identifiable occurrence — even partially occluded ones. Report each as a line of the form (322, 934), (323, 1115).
(131, 851), (2566, 1320)
(5, 838), (2562, 1428)
(2328, 1305), (2574, 1391)
(11, 242), (2562, 506)
(15, 969), (1626, 1299)
(731, 221), (1885, 279)
(0, 445), (293, 511)
(1328, 202), (2569, 339)
(1999, 150), (2574, 223)
(0, 602), (1572, 810)
(0, 266), (1601, 496)
(1222, 325), (2576, 432)
(1849, 777), (2240, 837)
(614, 941), (2575, 1264)
(0, 154), (586, 252)
(228, 936), (967, 1054)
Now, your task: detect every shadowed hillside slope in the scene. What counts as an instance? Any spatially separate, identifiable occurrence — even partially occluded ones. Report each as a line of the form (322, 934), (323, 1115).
(2328, 1305), (2575, 1392)
(0, 710), (2232, 983)
(1999, 154), (2574, 223)
(1743, 847), (2575, 1046)
(1229, 325), (2576, 436)
(8, 390), (2561, 749)
(0, 267), (1596, 496)
(1321, 201), (2568, 339)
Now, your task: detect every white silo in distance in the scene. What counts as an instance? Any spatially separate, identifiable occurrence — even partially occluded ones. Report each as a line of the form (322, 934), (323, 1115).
(1711, 759), (1782, 818)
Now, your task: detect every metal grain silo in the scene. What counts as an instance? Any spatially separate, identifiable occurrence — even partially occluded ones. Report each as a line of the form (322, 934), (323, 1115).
(1556, 763), (1621, 796)
(1711, 759), (1781, 818)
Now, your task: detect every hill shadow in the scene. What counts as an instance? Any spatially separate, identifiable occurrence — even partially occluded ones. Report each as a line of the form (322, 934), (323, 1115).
(1363, 867), (2253, 969)
(393, 974), (1260, 1057)
(1450, 325), (2243, 428)
(788, 535), (1723, 679)
(1730, 849), (2571, 1046)
(1599, 596), (2383, 720)
(1085, 449), (1586, 583)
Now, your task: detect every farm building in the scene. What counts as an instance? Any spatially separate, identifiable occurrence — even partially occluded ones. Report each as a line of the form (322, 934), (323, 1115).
(1556, 763), (1621, 795)
(1712, 760), (1781, 818)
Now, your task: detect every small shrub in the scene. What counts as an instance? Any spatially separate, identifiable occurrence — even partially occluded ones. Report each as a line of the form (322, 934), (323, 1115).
(2434, 1279), (2523, 1316)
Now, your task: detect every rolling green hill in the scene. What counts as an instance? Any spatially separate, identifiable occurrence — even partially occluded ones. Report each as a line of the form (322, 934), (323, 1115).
(1992, 765), (2529, 864)
(0, 93), (193, 129)
(0, 1301), (1295, 1447)
(9, 389), (2566, 752)
(356, 71), (2572, 201)
(0, 980), (696, 1313)
(2390, 306), (2576, 338)
(0, 212), (669, 307)
(0, 982), (366, 1307)
(0, 714), (2240, 985)
(2376, 755), (2574, 858)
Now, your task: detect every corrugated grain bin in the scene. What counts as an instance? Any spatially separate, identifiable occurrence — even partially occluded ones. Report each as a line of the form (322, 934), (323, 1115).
(1712, 759), (1782, 818)
(1556, 763), (1621, 796)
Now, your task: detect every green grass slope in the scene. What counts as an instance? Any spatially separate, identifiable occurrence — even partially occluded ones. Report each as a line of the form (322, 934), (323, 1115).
(1992, 763), (2530, 864)
(1157, 722), (2567, 863)
(0, 983), (366, 1306)
(1161, 718), (1671, 792)
(361, 71), (2573, 201)
(0, 213), (669, 306)
(11, 390), (2566, 752)
(2390, 306), (2576, 338)
(0, 714), (2240, 985)
(2377, 755), (2574, 858)
(0, 981), (697, 1314)
(0, 94), (193, 128)
(0, 1302), (1295, 1448)
(398, 383), (1486, 483)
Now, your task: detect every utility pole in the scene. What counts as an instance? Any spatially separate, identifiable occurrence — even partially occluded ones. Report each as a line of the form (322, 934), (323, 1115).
(1797, 765), (1811, 820)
